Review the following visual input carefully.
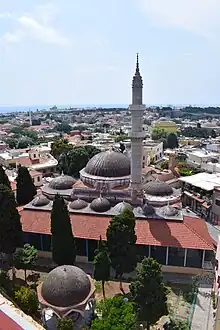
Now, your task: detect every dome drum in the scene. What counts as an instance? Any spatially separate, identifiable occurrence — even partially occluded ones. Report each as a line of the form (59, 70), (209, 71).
(80, 150), (131, 189)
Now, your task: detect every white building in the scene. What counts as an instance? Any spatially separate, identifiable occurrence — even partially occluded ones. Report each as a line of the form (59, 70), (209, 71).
(186, 149), (220, 172)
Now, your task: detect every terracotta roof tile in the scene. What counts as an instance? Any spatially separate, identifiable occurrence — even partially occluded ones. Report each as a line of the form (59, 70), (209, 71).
(19, 210), (214, 250)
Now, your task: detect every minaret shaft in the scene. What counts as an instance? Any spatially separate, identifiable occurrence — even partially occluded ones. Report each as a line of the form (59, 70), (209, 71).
(129, 54), (145, 204)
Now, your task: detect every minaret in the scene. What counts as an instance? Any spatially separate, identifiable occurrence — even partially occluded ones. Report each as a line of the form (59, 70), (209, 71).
(129, 54), (145, 204)
(29, 109), (32, 126)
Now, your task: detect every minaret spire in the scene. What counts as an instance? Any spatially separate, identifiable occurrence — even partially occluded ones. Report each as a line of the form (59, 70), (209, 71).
(136, 53), (140, 74)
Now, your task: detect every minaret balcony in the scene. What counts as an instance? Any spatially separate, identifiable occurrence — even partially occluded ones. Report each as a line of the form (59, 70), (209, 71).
(129, 104), (146, 111)
(129, 131), (145, 139)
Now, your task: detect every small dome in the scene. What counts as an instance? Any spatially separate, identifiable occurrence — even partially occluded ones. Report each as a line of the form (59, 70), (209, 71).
(144, 181), (173, 196)
(69, 198), (88, 210)
(113, 201), (132, 214)
(41, 265), (91, 307)
(142, 203), (155, 216)
(48, 175), (76, 190)
(32, 194), (50, 207)
(161, 205), (179, 217)
(84, 150), (130, 177)
(90, 197), (111, 212)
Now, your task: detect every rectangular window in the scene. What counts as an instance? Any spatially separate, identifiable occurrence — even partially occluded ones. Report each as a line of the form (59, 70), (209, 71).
(143, 155), (145, 160)
(37, 176), (40, 182)
(216, 199), (220, 207)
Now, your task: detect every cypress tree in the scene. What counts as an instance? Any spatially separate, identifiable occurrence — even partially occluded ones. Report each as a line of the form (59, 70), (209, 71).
(51, 194), (76, 265)
(16, 166), (37, 205)
(0, 184), (22, 255)
(106, 208), (137, 292)
(93, 237), (111, 299)
(0, 165), (11, 188)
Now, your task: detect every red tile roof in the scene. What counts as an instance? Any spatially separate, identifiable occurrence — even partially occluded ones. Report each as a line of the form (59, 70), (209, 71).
(0, 310), (23, 330)
(19, 210), (214, 250)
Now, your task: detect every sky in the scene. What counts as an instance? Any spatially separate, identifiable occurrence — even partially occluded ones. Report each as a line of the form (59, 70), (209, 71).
(1, 0), (220, 107)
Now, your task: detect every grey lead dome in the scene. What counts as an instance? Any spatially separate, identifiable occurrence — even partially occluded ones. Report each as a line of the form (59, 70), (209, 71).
(90, 197), (111, 212)
(69, 198), (88, 210)
(84, 150), (131, 178)
(144, 181), (173, 196)
(41, 265), (91, 307)
(48, 175), (76, 190)
(32, 194), (50, 207)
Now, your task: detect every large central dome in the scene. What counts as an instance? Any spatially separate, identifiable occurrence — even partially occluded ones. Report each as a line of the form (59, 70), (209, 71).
(84, 150), (131, 178)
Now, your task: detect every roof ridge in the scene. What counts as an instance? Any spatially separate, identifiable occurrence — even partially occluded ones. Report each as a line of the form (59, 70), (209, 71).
(184, 217), (214, 250)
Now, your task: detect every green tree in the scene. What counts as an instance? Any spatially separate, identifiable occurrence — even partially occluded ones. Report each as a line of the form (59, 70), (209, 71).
(160, 160), (169, 170)
(0, 165), (11, 188)
(166, 133), (179, 149)
(51, 138), (73, 159)
(90, 296), (137, 330)
(130, 257), (168, 330)
(0, 184), (22, 255)
(5, 137), (17, 149)
(165, 318), (189, 330)
(57, 318), (74, 330)
(93, 237), (111, 299)
(106, 209), (137, 292)
(16, 166), (37, 205)
(211, 129), (217, 138)
(51, 194), (76, 265)
(151, 127), (167, 141)
(14, 286), (38, 315)
(55, 122), (72, 134)
(13, 244), (37, 282)
(58, 145), (100, 177)
(17, 136), (34, 148)
(119, 142), (125, 153)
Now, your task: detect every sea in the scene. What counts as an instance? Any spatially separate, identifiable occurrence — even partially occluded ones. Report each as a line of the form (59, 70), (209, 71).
(0, 104), (129, 114)
(0, 104), (216, 114)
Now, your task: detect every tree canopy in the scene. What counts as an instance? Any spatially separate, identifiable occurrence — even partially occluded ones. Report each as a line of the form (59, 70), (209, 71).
(13, 244), (37, 282)
(0, 184), (22, 255)
(151, 127), (167, 141)
(130, 257), (168, 329)
(51, 194), (76, 265)
(166, 133), (179, 149)
(0, 165), (11, 188)
(55, 122), (72, 134)
(93, 237), (111, 299)
(16, 166), (37, 205)
(90, 296), (137, 330)
(51, 138), (73, 159)
(58, 145), (100, 177)
(106, 209), (137, 289)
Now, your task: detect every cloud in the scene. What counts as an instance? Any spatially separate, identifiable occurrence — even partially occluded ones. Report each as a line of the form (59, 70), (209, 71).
(138, 0), (220, 38)
(0, 3), (70, 46)
(18, 15), (69, 45)
(0, 12), (13, 19)
(1, 30), (24, 43)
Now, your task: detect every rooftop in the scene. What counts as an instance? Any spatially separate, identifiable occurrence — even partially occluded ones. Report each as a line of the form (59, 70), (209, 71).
(179, 172), (220, 191)
(19, 209), (214, 250)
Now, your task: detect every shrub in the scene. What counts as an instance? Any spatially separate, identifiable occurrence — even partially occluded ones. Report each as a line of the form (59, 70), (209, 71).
(14, 286), (38, 315)
(57, 318), (74, 330)
(0, 270), (12, 295)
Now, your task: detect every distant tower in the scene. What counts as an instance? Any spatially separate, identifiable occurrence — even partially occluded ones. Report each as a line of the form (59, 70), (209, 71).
(129, 54), (145, 204)
(29, 109), (32, 126)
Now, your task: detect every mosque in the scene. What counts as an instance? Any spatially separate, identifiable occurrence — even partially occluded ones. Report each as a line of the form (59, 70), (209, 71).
(19, 55), (215, 328)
